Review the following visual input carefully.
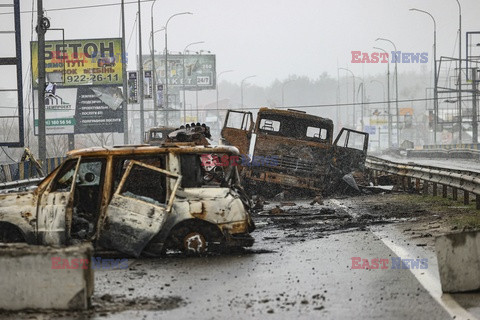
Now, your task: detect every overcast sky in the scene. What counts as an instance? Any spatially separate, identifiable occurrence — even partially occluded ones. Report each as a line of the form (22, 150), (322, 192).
(1, 0), (480, 87)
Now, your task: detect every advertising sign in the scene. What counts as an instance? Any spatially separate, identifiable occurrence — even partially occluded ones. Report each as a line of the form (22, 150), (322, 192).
(31, 38), (124, 87)
(144, 70), (152, 98)
(127, 71), (138, 103)
(156, 84), (163, 108)
(143, 54), (216, 91)
(33, 87), (124, 135)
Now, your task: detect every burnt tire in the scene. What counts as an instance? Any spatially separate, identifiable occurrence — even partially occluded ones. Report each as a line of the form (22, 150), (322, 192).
(167, 221), (225, 254)
(0, 224), (25, 243)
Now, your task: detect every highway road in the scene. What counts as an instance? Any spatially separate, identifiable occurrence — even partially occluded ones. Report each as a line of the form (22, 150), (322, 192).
(6, 196), (476, 320)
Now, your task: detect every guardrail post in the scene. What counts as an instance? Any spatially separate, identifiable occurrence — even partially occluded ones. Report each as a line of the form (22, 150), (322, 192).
(476, 196), (480, 210)
(453, 188), (458, 201)
(464, 191), (470, 205)
(406, 177), (411, 191)
(433, 183), (438, 196)
(415, 178), (421, 193)
(423, 180), (429, 196)
(442, 185), (448, 198)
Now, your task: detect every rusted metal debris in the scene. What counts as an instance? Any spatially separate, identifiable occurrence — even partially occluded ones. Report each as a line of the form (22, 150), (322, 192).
(144, 126), (177, 145)
(221, 107), (369, 197)
(0, 144), (255, 257)
(145, 123), (212, 146)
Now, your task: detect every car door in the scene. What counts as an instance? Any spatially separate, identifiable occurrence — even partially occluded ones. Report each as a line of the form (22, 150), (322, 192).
(97, 160), (181, 257)
(333, 128), (369, 173)
(36, 157), (81, 246)
(221, 110), (254, 155)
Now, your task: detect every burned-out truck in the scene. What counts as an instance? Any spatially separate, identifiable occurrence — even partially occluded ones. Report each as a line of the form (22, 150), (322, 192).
(0, 145), (254, 256)
(221, 107), (369, 195)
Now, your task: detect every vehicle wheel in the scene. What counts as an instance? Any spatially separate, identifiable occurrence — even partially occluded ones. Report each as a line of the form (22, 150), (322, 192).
(0, 224), (24, 243)
(183, 232), (207, 254)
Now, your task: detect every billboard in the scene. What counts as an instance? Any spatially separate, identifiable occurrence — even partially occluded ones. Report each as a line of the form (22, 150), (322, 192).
(33, 87), (124, 135)
(31, 38), (125, 135)
(31, 38), (124, 87)
(143, 54), (216, 91)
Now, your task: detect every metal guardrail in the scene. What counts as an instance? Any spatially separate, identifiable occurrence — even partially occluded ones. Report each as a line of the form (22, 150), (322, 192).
(406, 148), (480, 160)
(366, 156), (480, 208)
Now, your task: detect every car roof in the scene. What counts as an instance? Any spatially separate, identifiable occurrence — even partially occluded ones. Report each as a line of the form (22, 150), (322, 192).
(66, 144), (240, 158)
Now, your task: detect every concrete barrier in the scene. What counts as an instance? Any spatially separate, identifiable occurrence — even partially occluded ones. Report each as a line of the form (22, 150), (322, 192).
(0, 243), (94, 310)
(435, 231), (480, 293)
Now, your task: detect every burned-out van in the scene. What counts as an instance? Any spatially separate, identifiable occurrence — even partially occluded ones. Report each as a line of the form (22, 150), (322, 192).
(0, 145), (254, 257)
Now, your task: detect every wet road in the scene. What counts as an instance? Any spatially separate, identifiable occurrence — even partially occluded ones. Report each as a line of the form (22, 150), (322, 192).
(86, 200), (458, 320)
(92, 231), (450, 319)
(6, 197), (477, 319)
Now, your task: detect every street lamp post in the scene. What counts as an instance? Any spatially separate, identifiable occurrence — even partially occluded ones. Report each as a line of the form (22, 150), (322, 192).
(137, 0), (145, 143)
(455, 0), (462, 142)
(338, 67), (356, 127)
(241, 75), (256, 110)
(150, 0), (158, 126)
(376, 38), (400, 146)
(409, 8), (437, 145)
(373, 46), (392, 148)
(182, 41), (204, 123)
(370, 79), (386, 148)
(149, 27), (165, 112)
(357, 82), (366, 130)
(164, 12), (192, 126)
(216, 69), (233, 121)
(281, 79), (295, 107)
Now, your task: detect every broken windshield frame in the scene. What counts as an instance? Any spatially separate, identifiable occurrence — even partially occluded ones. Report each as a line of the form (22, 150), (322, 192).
(256, 114), (333, 143)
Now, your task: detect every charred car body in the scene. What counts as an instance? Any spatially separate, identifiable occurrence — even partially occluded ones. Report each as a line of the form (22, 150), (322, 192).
(221, 107), (369, 195)
(0, 145), (254, 257)
(145, 123), (211, 146)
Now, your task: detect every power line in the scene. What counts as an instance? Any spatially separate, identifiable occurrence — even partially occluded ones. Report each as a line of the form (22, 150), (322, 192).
(0, 0), (154, 16)
(122, 94), (477, 112)
(0, 93), (471, 111)
(127, 11), (138, 51)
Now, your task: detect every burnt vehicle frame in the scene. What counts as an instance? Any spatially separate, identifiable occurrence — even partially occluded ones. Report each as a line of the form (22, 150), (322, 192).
(0, 145), (254, 257)
(221, 108), (369, 195)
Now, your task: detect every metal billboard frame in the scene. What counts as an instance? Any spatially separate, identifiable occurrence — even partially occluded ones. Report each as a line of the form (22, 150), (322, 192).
(0, 0), (24, 147)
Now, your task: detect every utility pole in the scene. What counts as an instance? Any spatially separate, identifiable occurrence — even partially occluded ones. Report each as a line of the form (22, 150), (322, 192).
(196, 83), (199, 121)
(150, 0), (158, 127)
(372, 47), (392, 148)
(456, 0), (462, 142)
(472, 68), (478, 143)
(37, 0), (46, 163)
(138, 0), (145, 143)
(121, 0), (128, 144)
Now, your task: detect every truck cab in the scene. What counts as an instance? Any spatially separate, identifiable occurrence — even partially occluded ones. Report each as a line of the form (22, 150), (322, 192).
(221, 107), (369, 195)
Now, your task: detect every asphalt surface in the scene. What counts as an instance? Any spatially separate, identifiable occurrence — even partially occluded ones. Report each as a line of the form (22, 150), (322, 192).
(3, 197), (477, 319)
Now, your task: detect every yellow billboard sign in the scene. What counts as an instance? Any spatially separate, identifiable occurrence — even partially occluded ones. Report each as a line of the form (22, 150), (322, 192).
(31, 38), (124, 87)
